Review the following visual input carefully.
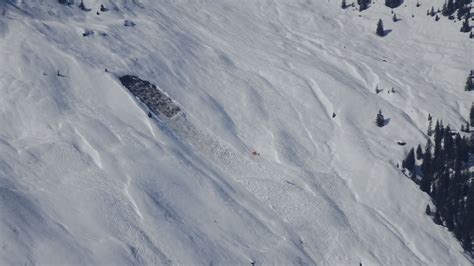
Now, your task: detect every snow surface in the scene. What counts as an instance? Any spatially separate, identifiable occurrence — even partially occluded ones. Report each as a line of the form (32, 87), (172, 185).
(0, 0), (472, 264)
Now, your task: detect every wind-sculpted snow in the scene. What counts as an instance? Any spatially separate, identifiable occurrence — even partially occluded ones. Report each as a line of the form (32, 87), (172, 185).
(0, 0), (472, 265)
(119, 75), (181, 118)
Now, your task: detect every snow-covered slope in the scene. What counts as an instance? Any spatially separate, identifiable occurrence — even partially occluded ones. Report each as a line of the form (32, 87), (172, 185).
(0, 0), (472, 264)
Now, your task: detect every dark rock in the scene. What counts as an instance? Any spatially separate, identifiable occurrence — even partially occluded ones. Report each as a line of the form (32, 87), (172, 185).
(124, 20), (136, 27)
(79, 1), (92, 12)
(82, 29), (94, 37)
(100, 4), (109, 12)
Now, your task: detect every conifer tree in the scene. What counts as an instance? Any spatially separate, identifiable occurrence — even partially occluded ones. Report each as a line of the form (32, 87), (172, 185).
(404, 148), (416, 171)
(427, 119), (433, 136)
(410, 170), (417, 181)
(376, 19), (385, 36)
(470, 104), (474, 125)
(376, 109), (385, 127)
(466, 73), (473, 91)
(469, 133), (474, 152)
(434, 211), (442, 225)
(341, 0), (347, 9)
(392, 13), (398, 22)
(462, 186), (474, 252)
(447, 0), (455, 13)
(416, 144), (423, 160)
(78, 0), (91, 11)
(445, 206), (455, 231)
(358, 0), (370, 11)
(420, 139), (433, 193)
(460, 136), (470, 162)
(463, 235), (472, 252)
(425, 138), (433, 157)
(100, 4), (109, 12)
(461, 16), (471, 32)
(385, 0), (401, 8)
(426, 205), (431, 215)
(433, 121), (444, 160)
(446, 127), (456, 161)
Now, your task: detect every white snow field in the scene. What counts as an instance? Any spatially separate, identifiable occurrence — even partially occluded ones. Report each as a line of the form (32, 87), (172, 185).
(0, 0), (472, 264)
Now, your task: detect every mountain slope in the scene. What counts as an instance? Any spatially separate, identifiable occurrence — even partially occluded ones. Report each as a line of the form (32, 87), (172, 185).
(0, 0), (472, 264)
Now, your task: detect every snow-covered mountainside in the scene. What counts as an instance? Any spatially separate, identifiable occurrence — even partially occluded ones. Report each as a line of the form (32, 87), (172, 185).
(0, 0), (472, 264)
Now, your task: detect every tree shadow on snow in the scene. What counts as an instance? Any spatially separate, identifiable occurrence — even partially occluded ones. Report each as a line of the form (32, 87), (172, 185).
(379, 29), (392, 38)
(383, 118), (390, 126)
(383, 29), (393, 36)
